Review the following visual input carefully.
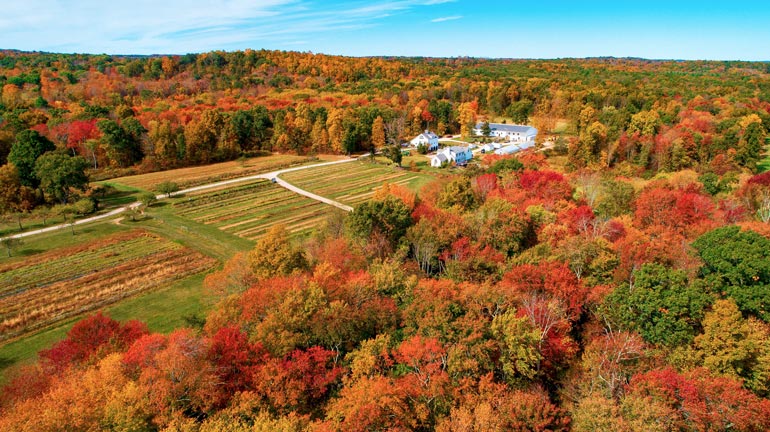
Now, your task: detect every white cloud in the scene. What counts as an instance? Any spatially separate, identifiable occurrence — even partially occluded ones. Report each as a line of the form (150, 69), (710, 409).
(431, 15), (462, 22)
(0, 0), (458, 54)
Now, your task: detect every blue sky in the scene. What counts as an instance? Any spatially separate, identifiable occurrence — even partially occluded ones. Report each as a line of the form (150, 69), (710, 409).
(1, 0), (769, 60)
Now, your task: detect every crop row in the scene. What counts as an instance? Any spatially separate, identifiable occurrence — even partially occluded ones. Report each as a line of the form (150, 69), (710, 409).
(171, 181), (333, 240)
(0, 248), (216, 342)
(110, 154), (310, 191)
(0, 233), (178, 297)
(281, 162), (432, 205)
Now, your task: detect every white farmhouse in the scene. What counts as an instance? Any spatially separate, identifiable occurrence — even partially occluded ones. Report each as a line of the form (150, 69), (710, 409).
(410, 130), (439, 151)
(474, 123), (537, 143)
(431, 146), (473, 167)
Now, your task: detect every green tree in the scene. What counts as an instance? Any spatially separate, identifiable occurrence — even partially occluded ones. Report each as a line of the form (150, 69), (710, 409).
(97, 120), (143, 167)
(595, 179), (635, 218)
(383, 145), (403, 167)
(34, 153), (89, 204)
(692, 226), (770, 321)
(8, 130), (55, 187)
(346, 195), (412, 250)
(0, 236), (23, 257)
(470, 198), (532, 257)
(139, 192), (157, 207)
(488, 157), (523, 175)
(481, 121), (492, 137)
(607, 263), (713, 346)
(156, 181), (179, 198)
(737, 121), (766, 168)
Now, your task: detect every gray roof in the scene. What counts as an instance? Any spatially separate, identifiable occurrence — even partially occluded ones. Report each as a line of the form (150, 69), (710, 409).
(449, 146), (470, 153)
(494, 140), (536, 155)
(433, 153), (448, 162)
(475, 123), (537, 134)
(415, 131), (438, 140)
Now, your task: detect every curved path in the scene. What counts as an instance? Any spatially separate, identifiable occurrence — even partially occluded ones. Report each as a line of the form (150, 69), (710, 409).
(2, 157), (358, 241)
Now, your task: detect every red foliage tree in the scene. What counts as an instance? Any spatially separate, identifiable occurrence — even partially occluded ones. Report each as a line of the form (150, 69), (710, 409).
(39, 312), (148, 374)
(254, 346), (343, 415)
(207, 326), (269, 404)
(628, 367), (770, 431)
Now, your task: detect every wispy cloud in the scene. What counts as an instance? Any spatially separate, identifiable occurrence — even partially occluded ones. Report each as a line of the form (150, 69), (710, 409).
(431, 15), (462, 22)
(0, 0), (457, 54)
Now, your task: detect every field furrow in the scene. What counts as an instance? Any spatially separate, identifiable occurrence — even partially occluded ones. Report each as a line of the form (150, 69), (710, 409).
(0, 231), (217, 342)
(170, 179), (334, 241)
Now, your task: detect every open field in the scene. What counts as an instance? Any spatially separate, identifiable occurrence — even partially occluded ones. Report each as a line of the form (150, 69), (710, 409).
(171, 179), (334, 240)
(0, 229), (217, 343)
(281, 160), (436, 206)
(102, 153), (321, 192)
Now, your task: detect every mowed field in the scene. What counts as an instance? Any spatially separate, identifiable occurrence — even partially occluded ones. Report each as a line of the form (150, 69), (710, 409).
(103, 153), (318, 191)
(281, 161), (436, 206)
(0, 229), (217, 343)
(172, 180), (335, 240)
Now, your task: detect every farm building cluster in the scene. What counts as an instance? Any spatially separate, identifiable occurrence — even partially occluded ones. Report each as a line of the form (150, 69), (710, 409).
(406, 123), (538, 168)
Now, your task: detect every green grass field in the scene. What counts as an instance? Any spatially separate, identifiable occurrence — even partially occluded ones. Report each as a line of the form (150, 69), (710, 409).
(281, 160), (436, 206)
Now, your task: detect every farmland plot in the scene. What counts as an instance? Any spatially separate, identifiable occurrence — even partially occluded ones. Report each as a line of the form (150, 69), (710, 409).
(172, 180), (334, 240)
(104, 154), (314, 191)
(0, 230), (216, 342)
(281, 161), (435, 206)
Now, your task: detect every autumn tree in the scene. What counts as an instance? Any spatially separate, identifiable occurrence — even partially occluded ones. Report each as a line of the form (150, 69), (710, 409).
(371, 115), (386, 153)
(458, 100), (478, 137)
(0, 163), (36, 227)
(185, 109), (224, 163)
(248, 224), (307, 280)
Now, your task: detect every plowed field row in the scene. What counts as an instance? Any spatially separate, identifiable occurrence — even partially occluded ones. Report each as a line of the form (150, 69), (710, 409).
(172, 180), (333, 240)
(107, 154), (311, 191)
(0, 232), (217, 341)
(280, 162), (433, 206)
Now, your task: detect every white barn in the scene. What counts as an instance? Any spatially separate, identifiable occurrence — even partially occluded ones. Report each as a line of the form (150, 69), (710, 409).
(410, 130), (439, 151)
(474, 123), (537, 143)
(431, 146), (473, 167)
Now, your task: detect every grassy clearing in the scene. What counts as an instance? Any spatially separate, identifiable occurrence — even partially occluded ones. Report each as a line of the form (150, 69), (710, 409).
(281, 160), (436, 206)
(0, 229), (217, 343)
(167, 180), (334, 241)
(135, 204), (255, 260)
(0, 272), (212, 383)
(104, 154), (315, 192)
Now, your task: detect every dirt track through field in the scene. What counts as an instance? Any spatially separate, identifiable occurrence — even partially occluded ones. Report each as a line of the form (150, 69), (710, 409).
(1, 157), (359, 241)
